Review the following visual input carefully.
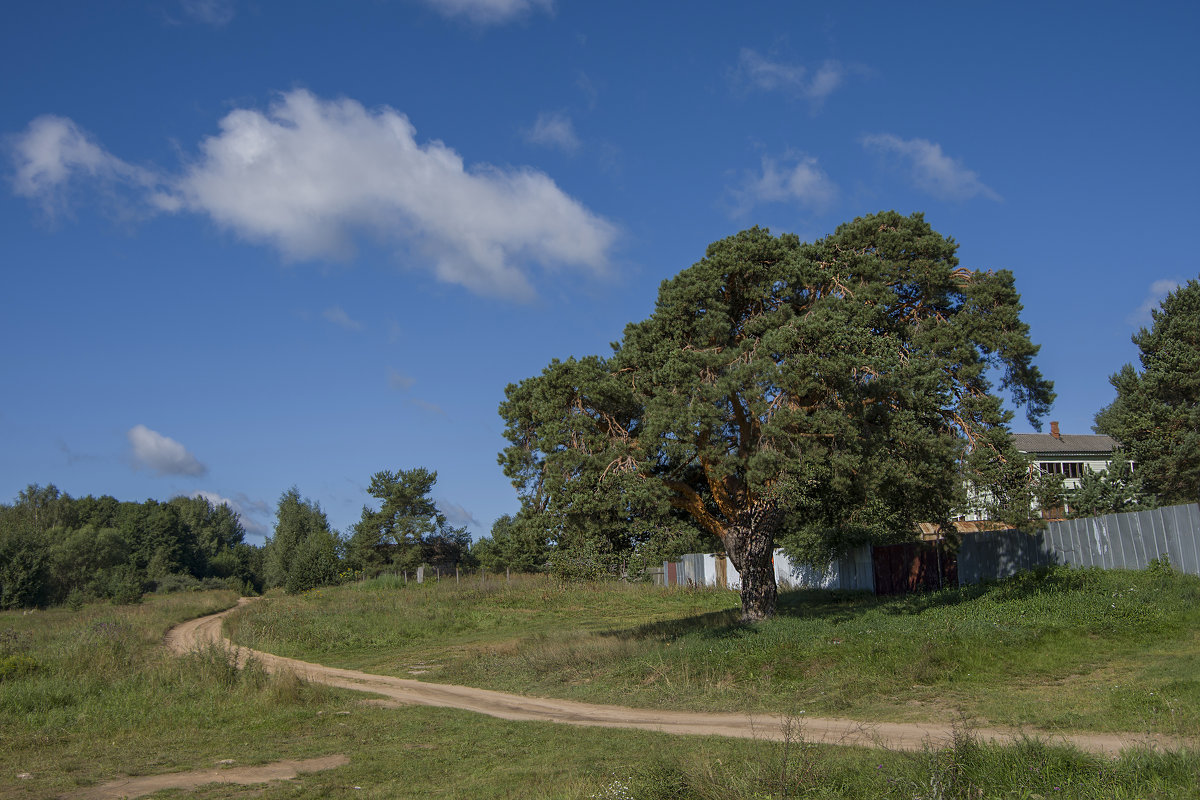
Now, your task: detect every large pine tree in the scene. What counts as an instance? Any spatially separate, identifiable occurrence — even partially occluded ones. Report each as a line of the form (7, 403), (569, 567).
(500, 212), (1053, 621)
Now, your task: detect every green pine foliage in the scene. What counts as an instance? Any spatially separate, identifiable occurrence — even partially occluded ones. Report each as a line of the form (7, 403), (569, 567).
(500, 212), (1054, 619)
(1067, 451), (1157, 518)
(471, 512), (550, 574)
(1095, 278), (1200, 505)
(345, 467), (473, 576)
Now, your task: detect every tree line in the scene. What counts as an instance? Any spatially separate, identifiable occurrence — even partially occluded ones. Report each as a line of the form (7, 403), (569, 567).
(267, 468), (480, 594)
(0, 468), (496, 609)
(0, 485), (260, 608)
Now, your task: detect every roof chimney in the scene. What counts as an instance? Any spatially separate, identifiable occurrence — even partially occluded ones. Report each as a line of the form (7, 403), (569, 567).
(1050, 421), (1061, 440)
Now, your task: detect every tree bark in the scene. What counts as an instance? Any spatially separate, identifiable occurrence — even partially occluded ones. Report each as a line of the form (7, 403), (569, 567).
(723, 499), (782, 622)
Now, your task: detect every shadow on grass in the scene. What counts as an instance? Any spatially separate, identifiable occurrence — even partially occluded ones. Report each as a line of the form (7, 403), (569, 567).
(601, 607), (741, 642)
(598, 563), (1143, 647)
(600, 576), (1045, 643)
(601, 587), (900, 643)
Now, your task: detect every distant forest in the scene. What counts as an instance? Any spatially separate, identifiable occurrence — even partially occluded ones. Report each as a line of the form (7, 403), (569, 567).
(0, 484), (261, 609)
(0, 471), (493, 610)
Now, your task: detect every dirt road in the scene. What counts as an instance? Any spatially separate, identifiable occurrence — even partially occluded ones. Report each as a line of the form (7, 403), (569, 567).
(70, 756), (349, 800)
(165, 600), (1190, 756)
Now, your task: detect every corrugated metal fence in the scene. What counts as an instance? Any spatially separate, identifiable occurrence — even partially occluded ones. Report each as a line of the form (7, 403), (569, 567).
(662, 546), (875, 592)
(959, 503), (1200, 585)
(1045, 503), (1200, 574)
(664, 503), (1200, 593)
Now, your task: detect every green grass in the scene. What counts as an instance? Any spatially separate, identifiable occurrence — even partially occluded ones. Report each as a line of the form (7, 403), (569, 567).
(1, 589), (731, 799)
(5, 573), (1200, 799)
(227, 566), (1200, 736)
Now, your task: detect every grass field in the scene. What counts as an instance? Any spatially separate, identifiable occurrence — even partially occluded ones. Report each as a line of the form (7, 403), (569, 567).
(226, 565), (1200, 737)
(1, 568), (1198, 798)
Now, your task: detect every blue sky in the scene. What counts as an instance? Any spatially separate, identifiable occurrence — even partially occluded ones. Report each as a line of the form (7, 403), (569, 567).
(3, 1), (1197, 543)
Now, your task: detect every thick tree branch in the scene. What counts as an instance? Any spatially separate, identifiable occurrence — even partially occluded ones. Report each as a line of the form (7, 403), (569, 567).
(664, 479), (726, 539)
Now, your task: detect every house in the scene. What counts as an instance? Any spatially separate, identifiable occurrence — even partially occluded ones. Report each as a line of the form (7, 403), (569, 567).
(960, 421), (1120, 520)
(1012, 421), (1120, 494)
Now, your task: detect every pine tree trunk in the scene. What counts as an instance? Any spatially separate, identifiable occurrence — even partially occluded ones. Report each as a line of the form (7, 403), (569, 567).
(723, 499), (782, 622)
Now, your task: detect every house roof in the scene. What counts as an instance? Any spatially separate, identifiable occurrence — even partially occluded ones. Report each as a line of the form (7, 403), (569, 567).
(1011, 432), (1118, 455)
(917, 520), (1012, 538)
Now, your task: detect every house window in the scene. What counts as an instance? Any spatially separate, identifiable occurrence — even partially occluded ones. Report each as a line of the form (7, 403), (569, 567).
(1038, 462), (1084, 478)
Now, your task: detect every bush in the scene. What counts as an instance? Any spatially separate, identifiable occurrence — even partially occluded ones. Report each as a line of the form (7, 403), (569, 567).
(65, 587), (86, 610)
(549, 539), (617, 583)
(155, 572), (201, 594)
(283, 529), (341, 594)
(0, 653), (40, 682)
(1146, 555), (1174, 576)
(108, 566), (146, 605)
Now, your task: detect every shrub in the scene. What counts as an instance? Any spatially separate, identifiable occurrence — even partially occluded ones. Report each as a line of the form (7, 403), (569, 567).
(155, 572), (201, 594)
(549, 539), (618, 583)
(1146, 555), (1174, 576)
(0, 653), (39, 682)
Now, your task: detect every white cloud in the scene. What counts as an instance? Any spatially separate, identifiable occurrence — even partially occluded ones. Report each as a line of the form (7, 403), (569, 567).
(576, 72), (599, 110)
(323, 305), (364, 331)
(411, 398), (447, 416)
(9, 116), (160, 215)
(734, 153), (837, 214)
(191, 490), (271, 537)
(438, 499), (482, 529)
(128, 425), (207, 477)
(418, 0), (553, 24)
(388, 367), (416, 390)
(8, 91), (616, 300)
(736, 50), (846, 106)
(525, 111), (580, 152)
(861, 134), (1001, 202)
(179, 0), (235, 26)
(1129, 278), (1181, 326)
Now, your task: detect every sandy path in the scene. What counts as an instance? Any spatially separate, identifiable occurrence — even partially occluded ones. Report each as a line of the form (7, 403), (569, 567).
(165, 600), (1192, 757)
(69, 756), (349, 800)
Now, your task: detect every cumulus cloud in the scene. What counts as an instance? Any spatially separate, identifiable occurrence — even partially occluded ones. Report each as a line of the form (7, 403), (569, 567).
(1129, 278), (1182, 326)
(323, 305), (364, 331)
(128, 425), (207, 477)
(438, 499), (482, 529)
(410, 398), (447, 416)
(736, 50), (847, 107)
(9, 90), (616, 299)
(191, 490), (271, 538)
(861, 134), (1001, 202)
(9, 115), (162, 215)
(178, 0), (235, 26)
(418, 0), (553, 24)
(524, 111), (580, 152)
(174, 91), (616, 297)
(387, 367), (416, 390)
(733, 153), (837, 215)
